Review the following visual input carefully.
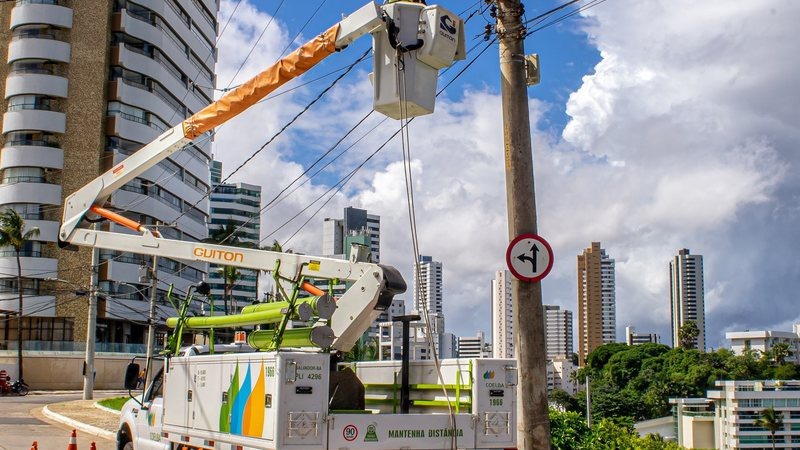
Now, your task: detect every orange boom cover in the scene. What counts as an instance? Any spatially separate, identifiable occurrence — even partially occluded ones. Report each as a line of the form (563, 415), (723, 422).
(182, 24), (340, 139)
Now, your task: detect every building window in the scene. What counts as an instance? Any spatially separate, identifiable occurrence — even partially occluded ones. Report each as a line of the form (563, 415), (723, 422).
(10, 59), (61, 75)
(7, 95), (55, 112)
(2, 167), (46, 185)
(5, 131), (60, 148)
(11, 24), (66, 41)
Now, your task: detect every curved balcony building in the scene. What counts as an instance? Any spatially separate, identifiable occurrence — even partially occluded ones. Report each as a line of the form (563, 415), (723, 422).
(0, 0), (218, 352)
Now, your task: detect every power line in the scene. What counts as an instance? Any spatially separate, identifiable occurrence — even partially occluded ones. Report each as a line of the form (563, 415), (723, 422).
(224, 0), (287, 89)
(172, 49), (372, 237)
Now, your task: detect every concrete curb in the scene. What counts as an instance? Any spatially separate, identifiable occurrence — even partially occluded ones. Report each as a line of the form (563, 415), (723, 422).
(42, 405), (116, 441)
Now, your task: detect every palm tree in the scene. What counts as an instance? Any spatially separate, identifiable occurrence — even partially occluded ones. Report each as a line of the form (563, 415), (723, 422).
(204, 221), (247, 315)
(207, 221), (245, 246)
(754, 406), (783, 449)
(220, 265), (241, 315)
(0, 209), (40, 381)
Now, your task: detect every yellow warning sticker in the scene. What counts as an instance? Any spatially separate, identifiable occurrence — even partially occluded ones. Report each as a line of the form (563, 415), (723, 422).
(308, 260), (321, 271)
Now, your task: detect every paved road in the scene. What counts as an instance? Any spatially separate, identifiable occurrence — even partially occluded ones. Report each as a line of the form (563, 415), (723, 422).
(0, 392), (117, 450)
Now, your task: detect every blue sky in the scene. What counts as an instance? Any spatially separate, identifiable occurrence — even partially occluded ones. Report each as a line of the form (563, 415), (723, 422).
(210, 0), (800, 351)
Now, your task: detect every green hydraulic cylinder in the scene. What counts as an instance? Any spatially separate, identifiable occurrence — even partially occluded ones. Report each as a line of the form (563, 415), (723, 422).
(248, 326), (335, 349)
(241, 296), (336, 319)
(166, 302), (312, 329)
(165, 295), (336, 329)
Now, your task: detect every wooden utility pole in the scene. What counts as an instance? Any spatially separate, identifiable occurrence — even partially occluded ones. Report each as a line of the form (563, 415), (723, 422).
(496, 0), (552, 448)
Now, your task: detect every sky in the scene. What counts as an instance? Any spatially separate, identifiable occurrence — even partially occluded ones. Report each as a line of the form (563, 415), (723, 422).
(207, 0), (800, 350)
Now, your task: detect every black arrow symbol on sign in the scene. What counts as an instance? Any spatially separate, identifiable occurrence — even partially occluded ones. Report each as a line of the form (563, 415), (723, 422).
(517, 244), (539, 272)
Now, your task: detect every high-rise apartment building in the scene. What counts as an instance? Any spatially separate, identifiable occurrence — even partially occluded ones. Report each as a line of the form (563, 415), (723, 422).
(0, 0), (217, 350)
(414, 255), (442, 315)
(322, 206), (380, 262)
(207, 160), (261, 314)
(493, 269), (574, 361)
(411, 255), (452, 360)
(491, 269), (514, 358)
(576, 242), (616, 365)
(670, 248), (705, 350)
(321, 206), (381, 339)
(544, 305), (573, 360)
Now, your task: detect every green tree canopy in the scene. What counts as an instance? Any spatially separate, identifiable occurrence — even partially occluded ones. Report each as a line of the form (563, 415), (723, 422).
(548, 409), (682, 450)
(580, 343), (785, 422)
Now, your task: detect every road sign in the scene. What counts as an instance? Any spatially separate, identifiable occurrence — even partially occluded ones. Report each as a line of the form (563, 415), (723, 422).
(505, 234), (553, 282)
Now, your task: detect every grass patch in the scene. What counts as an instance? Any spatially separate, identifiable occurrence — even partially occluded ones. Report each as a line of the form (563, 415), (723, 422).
(98, 396), (130, 411)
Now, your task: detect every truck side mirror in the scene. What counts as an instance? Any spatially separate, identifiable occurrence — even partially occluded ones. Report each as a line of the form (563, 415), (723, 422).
(124, 363), (140, 390)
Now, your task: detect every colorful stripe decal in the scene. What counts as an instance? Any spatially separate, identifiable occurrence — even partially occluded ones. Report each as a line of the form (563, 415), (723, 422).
(243, 362), (266, 436)
(230, 364), (252, 434)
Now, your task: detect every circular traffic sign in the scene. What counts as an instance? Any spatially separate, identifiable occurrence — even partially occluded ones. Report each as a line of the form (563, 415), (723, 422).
(343, 424), (358, 441)
(506, 234), (554, 282)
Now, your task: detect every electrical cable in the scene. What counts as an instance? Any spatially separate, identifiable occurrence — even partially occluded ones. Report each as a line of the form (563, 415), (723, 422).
(224, 0), (287, 89)
(523, 0), (583, 26)
(197, 1), (494, 249)
(394, 47), (458, 449)
(276, 0), (328, 60)
(172, 49), (372, 237)
(525, 0), (609, 37)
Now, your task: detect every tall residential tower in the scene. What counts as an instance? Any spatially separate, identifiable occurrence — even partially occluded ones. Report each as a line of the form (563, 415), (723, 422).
(413, 255), (451, 359)
(670, 248), (705, 350)
(544, 305), (573, 360)
(207, 160), (261, 314)
(576, 242), (616, 365)
(322, 206), (380, 263)
(0, 0), (217, 350)
(491, 269), (513, 358)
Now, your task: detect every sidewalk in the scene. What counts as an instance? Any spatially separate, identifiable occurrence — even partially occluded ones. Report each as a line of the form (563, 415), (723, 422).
(42, 398), (121, 441)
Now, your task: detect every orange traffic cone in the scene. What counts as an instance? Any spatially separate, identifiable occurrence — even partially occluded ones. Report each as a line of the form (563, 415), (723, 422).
(66, 429), (78, 450)
(30, 441), (38, 450)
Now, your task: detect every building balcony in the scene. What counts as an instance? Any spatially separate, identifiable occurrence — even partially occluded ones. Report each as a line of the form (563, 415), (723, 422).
(2, 109), (66, 134)
(23, 219), (59, 243)
(109, 45), (202, 112)
(0, 180), (61, 205)
(114, 10), (208, 87)
(105, 114), (160, 144)
(0, 145), (64, 170)
(107, 79), (183, 128)
(5, 73), (68, 99)
(11, 2), (73, 29)
(0, 255), (57, 279)
(0, 294), (55, 317)
(7, 37), (71, 64)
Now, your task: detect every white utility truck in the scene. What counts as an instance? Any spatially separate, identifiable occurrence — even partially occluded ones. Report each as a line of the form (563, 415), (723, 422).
(58, 1), (519, 449)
